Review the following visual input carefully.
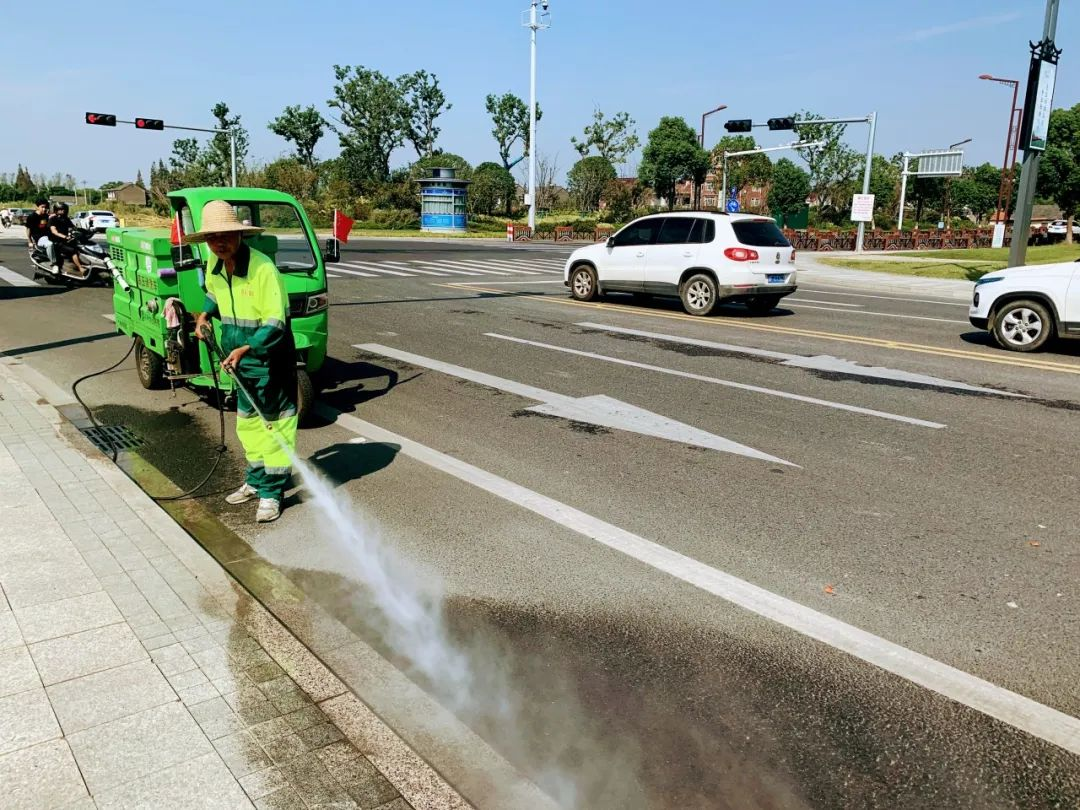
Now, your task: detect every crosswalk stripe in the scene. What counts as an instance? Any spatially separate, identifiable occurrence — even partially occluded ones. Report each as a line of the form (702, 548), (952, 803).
(439, 260), (543, 275)
(471, 259), (554, 272)
(374, 261), (449, 276)
(411, 262), (484, 276)
(426, 260), (522, 275)
(328, 265), (376, 277)
(0, 265), (39, 287)
(327, 273), (344, 279)
(338, 261), (412, 276)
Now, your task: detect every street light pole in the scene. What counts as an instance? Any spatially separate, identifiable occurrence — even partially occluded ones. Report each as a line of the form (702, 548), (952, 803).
(979, 74), (1022, 223)
(854, 111), (877, 253)
(944, 138), (972, 226)
(523, 0), (550, 230)
(697, 104), (726, 209)
(1008, 0), (1060, 268)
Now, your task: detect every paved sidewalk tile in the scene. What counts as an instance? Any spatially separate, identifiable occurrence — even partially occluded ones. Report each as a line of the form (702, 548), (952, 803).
(95, 751), (254, 809)
(0, 687), (61, 757)
(29, 622), (146, 686)
(0, 647), (41, 699)
(47, 659), (177, 734)
(0, 738), (88, 810)
(13, 590), (123, 644)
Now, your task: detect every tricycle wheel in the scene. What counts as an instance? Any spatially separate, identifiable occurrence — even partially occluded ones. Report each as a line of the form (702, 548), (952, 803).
(135, 337), (165, 390)
(296, 369), (315, 426)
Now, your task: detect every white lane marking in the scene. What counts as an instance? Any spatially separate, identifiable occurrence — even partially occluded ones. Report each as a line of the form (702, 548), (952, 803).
(438, 260), (542, 276)
(416, 260), (509, 276)
(375, 261), (449, 276)
(410, 263), (484, 276)
(447, 280), (566, 285)
(102, 313), (115, 322)
(577, 322), (1022, 396)
(353, 343), (794, 465)
(329, 264), (376, 277)
(0, 265), (39, 287)
(338, 261), (413, 276)
(485, 333), (945, 429)
(798, 285), (971, 307)
(327, 273), (344, 279)
(316, 403), (1080, 758)
(785, 303), (969, 324)
(786, 298), (861, 307)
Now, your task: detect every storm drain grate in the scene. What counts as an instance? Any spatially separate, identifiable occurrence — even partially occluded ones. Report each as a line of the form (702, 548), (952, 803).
(80, 424), (144, 454)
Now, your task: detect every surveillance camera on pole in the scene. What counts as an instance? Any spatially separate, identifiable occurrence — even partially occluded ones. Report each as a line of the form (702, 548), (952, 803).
(523, 0), (551, 230)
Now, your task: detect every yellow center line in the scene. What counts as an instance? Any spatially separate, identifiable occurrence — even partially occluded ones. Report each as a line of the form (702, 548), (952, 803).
(437, 282), (1080, 376)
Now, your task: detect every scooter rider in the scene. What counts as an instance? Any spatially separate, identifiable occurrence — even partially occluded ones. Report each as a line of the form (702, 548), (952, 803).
(48, 202), (87, 278)
(191, 200), (297, 524)
(25, 199), (52, 261)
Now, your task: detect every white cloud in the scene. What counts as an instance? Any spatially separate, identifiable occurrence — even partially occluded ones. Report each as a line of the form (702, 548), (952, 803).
(904, 11), (1023, 42)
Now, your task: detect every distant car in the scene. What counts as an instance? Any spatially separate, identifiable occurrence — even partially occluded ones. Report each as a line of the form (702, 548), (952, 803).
(1046, 220), (1080, 237)
(968, 260), (1080, 351)
(563, 212), (797, 316)
(12, 208), (34, 225)
(83, 210), (118, 233)
(73, 211), (94, 231)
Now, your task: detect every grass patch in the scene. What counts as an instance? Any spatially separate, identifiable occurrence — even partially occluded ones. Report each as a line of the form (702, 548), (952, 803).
(906, 243), (1080, 265)
(818, 258), (997, 281)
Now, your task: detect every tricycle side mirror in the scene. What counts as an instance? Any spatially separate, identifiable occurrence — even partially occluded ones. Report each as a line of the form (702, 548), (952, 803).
(322, 238), (340, 265)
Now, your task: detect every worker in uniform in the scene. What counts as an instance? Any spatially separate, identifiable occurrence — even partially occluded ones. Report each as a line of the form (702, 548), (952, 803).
(191, 200), (297, 523)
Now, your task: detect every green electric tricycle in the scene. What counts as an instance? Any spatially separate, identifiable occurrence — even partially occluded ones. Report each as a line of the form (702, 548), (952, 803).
(106, 187), (338, 424)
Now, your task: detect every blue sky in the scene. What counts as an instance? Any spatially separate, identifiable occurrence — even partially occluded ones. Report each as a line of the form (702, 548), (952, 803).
(3, 0), (1076, 187)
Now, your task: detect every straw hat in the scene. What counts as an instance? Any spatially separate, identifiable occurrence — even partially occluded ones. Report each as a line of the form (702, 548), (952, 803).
(184, 200), (264, 243)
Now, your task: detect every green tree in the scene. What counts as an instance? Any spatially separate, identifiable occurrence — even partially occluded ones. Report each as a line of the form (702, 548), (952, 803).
(767, 158), (810, 219)
(485, 92), (541, 170)
(408, 152), (472, 181)
(638, 117), (711, 209)
(206, 102), (249, 186)
(135, 169), (145, 188)
(910, 176), (946, 226)
(710, 135), (772, 198)
(268, 105), (327, 168)
(329, 65), (407, 186)
(567, 156), (617, 212)
(263, 157), (320, 201)
(400, 70), (451, 158)
(570, 109), (639, 166)
(951, 163), (1000, 223)
(470, 162), (516, 216)
(1037, 103), (1080, 243)
(868, 154), (901, 224)
(600, 179), (634, 223)
(15, 165), (33, 197)
(790, 111), (857, 217)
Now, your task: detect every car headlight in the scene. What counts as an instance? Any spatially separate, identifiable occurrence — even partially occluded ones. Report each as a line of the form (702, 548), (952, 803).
(306, 292), (328, 314)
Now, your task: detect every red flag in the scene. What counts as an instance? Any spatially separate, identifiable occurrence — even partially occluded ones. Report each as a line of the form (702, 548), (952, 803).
(169, 212), (183, 246)
(333, 209), (354, 243)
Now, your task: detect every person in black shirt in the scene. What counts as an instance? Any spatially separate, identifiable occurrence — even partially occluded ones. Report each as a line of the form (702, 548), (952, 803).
(49, 202), (86, 277)
(25, 199), (51, 261)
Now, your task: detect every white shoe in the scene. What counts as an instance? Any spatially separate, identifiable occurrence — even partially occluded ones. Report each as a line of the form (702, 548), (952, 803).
(256, 498), (281, 523)
(225, 483), (258, 505)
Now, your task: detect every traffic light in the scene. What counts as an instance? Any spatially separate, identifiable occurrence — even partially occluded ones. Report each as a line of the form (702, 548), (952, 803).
(135, 118), (165, 131)
(85, 112), (116, 127)
(724, 119), (752, 133)
(767, 117), (796, 131)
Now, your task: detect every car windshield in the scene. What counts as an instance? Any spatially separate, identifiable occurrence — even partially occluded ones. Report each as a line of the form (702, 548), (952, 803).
(732, 220), (791, 247)
(230, 202), (316, 273)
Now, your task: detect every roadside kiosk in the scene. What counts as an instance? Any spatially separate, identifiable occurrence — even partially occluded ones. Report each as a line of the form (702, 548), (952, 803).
(418, 168), (470, 233)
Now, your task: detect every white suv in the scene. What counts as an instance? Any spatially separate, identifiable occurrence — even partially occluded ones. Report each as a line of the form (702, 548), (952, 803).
(564, 212), (796, 315)
(84, 210), (118, 233)
(968, 260), (1080, 351)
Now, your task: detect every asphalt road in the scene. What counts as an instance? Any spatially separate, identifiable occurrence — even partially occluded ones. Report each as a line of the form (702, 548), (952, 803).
(2, 230), (1079, 808)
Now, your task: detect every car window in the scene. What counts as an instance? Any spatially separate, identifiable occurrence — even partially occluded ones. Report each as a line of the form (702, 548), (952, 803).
(614, 219), (661, 247)
(688, 219), (716, 244)
(732, 219), (790, 247)
(657, 217), (695, 245)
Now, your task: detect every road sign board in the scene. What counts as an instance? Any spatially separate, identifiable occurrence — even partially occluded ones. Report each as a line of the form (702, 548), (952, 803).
(907, 150), (963, 177)
(850, 193), (875, 222)
(1027, 59), (1057, 151)
(726, 199), (740, 213)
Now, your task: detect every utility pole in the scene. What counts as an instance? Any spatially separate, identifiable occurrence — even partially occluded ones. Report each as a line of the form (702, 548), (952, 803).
(1008, 0), (1061, 268)
(854, 112), (877, 253)
(524, 1), (550, 230)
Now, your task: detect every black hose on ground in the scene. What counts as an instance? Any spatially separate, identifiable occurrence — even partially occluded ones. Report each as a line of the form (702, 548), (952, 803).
(70, 337), (229, 501)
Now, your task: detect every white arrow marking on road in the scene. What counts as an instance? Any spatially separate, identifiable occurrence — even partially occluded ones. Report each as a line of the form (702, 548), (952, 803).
(486, 333), (945, 429)
(0, 265), (39, 287)
(578, 322), (1024, 397)
(353, 343), (796, 466)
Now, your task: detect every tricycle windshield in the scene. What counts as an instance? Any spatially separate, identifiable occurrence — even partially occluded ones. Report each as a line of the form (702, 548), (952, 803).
(230, 202), (316, 273)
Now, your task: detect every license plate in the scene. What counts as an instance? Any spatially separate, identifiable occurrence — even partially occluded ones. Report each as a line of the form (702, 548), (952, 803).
(766, 274), (785, 284)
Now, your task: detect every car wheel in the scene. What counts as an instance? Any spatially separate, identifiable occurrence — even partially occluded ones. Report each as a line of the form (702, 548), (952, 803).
(569, 264), (599, 302)
(745, 294), (782, 315)
(680, 273), (718, 316)
(135, 337), (165, 389)
(296, 369), (315, 426)
(993, 299), (1053, 352)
